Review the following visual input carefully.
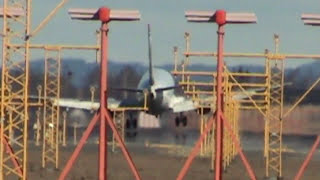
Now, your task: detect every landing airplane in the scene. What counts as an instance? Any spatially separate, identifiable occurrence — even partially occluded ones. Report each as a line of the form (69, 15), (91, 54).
(53, 24), (197, 134)
(49, 25), (281, 136)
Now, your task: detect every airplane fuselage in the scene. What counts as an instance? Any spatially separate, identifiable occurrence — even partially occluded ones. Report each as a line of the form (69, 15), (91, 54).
(137, 68), (175, 116)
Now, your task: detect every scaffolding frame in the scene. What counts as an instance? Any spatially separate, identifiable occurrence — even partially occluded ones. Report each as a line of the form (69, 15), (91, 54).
(39, 43), (99, 169)
(0, 1), (31, 180)
(174, 32), (320, 178)
(62, 111), (67, 147)
(265, 35), (284, 178)
(0, 1), (96, 178)
(35, 108), (41, 146)
(172, 33), (248, 171)
(42, 48), (61, 169)
(112, 110), (125, 152)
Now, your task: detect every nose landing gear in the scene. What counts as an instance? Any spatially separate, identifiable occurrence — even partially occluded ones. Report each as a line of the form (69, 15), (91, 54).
(125, 118), (137, 137)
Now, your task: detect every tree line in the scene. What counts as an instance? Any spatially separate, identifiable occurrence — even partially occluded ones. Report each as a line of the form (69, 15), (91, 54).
(28, 64), (142, 101)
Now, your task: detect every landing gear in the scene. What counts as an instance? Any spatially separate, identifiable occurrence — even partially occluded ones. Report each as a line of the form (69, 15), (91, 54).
(175, 113), (188, 127)
(125, 118), (137, 137)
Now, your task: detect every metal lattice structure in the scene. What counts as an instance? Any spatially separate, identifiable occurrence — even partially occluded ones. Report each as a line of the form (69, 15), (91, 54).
(112, 110), (125, 151)
(175, 36), (271, 175)
(62, 111), (67, 147)
(35, 108), (41, 146)
(172, 33), (243, 171)
(0, 2), (30, 180)
(223, 76), (240, 170)
(42, 48), (61, 169)
(174, 32), (320, 178)
(171, 31), (320, 178)
(38, 45), (99, 169)
(265, 35), (284, 178)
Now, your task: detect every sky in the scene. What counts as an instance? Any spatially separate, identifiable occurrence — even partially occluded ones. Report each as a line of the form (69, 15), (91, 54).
(6, 0), (320, 68)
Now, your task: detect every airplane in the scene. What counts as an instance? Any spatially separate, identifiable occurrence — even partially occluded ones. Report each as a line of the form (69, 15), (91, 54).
(46, 24), (197, 136)
(45, 24), (282, 137)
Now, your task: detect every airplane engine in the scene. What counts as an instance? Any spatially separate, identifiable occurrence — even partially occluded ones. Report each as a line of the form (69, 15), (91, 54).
(68, 109), (89, 128)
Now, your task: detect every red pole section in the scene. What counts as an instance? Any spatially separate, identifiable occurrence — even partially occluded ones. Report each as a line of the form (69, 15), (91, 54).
(294, 135), (320, 180)
(99, 21), (108, 180)
(98, 7), (111, 180)
(59, 113), (100, 180)
(176, 114), (216, 180)
(215, 10), (226, 179)
(221, 114), (256, 180)
(1, 129), (23, 176)
(103, 109), (141, 180)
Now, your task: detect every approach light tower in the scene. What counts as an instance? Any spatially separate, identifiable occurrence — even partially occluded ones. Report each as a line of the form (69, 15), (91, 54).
(0, 6), (29, 180)
(293, 13), (320, 180)
(176, 10), (257, 180)
(59, 7), (141, 180)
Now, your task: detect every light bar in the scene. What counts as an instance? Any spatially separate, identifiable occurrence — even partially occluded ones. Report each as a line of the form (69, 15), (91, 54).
(185, 10), (257, 24)
(68, 8), (140, 21)
(301, 13), (320, 20)
(303, 19), (320, 26)
(0, 8), (24, 17)
(301, 13), (320, 26)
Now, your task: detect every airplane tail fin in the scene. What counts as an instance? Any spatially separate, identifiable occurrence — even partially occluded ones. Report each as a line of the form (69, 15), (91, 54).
(147, 24), (154, 86)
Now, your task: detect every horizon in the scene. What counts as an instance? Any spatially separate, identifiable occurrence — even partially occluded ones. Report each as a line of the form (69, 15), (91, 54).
(28, 57), (318, 70)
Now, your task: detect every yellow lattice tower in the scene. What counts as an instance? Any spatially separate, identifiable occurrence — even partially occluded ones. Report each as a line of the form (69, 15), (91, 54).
(62, 111), (67, 147)
(35, 108), (41, 146)
(265, 34), (284, 178)
(112, 110), (125, 152)
(42, 48), (61, 169)
(0, 1), (30, 179)
(175, 31), (320, 178)
(176, 69), (240, 171)
(176, 34), (217, 160)
(222, 78), (228, 170)
(173, 35), (245, 171)
(222, 74), (240, 170)
(223, 75), (232, 170)
(231, 101), (240, 159)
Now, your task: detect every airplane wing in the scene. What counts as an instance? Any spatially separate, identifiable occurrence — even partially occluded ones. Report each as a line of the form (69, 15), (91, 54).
(27, 95), (118, 110)
(52, 98), (121, 110)
(168, 86), (270, 112)
(167, 96), (197, 113)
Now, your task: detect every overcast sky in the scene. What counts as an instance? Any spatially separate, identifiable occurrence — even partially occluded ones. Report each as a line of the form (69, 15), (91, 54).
(10, 0), (320, 67)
